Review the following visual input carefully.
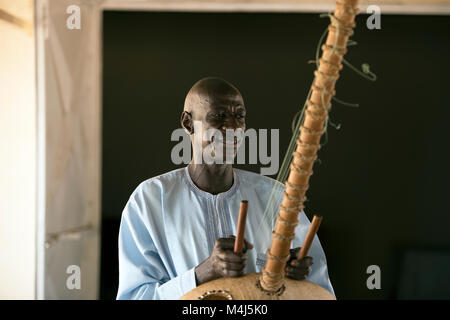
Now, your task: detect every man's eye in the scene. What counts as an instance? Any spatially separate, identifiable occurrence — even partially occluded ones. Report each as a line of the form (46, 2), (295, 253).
(216, 112), (226, 118)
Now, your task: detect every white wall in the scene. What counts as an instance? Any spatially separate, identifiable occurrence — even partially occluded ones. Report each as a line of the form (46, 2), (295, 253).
(0, 2), (36, 299)
(37, 0), (102, 299)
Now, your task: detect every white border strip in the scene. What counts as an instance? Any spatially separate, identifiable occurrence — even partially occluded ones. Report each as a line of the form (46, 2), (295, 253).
(100, 1), (450, 15)
(35, 0), (47, 300)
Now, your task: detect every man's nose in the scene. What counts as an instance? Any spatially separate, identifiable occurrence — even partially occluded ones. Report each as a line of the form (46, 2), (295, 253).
(221, 117), (243, 131)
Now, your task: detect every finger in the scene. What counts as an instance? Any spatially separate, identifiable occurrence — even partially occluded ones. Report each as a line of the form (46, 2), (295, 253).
(286, 265), (312, 277)
(215, 238), (236, 250)
(286, 270), (309, 280)
(286, 264), (309, 273)
(222, 269), (245, 278)
(216, 257), (247, 268)
(226, 236), (253, 252)
(286, 265), (310, 274)
(217, 251), (248, 263)
(290, 247), (301, 259)
(217, 260), (246, 271)
(285, 265), (308, 280)
(286, 272), (307, 281)
(291, 256), (314, 267)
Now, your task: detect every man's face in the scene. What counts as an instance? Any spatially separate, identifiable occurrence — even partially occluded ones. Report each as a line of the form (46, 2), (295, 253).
(193, 92), (246, 163)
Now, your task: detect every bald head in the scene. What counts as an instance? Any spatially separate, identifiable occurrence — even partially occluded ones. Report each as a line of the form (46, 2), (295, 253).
(184, 77), (244, 115)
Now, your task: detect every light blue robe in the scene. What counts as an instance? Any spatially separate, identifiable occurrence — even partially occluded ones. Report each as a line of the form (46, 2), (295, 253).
(117, 167), (334, 299)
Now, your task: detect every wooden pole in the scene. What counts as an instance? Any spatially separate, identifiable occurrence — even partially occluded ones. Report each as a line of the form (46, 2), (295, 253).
(298, 215), (322, 260)
(234, 200), (249, 254)
(260, 0), (361, 292)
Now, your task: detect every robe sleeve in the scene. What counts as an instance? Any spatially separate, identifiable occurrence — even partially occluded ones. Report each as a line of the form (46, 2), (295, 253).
(116, 188), (197, 300)
(291, 211), (336, 297)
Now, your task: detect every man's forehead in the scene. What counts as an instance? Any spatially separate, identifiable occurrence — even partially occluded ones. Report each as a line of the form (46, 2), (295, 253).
(207, 93), (244, 109)
(184, 77), (245, 115)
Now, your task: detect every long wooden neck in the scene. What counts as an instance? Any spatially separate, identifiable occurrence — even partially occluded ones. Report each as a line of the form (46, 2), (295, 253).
(260, 0), (361, 293)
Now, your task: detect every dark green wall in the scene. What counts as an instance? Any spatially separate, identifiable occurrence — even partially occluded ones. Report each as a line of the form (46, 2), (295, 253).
(101, 11), (450, 299)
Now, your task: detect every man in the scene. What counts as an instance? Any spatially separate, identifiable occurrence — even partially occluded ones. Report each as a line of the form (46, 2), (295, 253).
(116, 77), (334, 299)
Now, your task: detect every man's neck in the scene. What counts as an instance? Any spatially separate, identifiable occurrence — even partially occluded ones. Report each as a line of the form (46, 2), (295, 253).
(187, 162), (234, 195)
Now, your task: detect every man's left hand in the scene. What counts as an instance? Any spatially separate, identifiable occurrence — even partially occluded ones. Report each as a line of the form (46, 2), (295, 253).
(285, 247), (314, 281)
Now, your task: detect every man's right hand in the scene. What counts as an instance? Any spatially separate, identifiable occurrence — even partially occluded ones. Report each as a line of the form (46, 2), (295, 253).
(194, 237), (253, 286)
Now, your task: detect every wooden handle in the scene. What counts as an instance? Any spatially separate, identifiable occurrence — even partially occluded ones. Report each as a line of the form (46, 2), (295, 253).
(260, 0), (360, 292)
(298, 215), (322, 260)
(234, 200), (249, 254)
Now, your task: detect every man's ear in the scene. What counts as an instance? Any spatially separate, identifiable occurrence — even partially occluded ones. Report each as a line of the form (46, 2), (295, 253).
(181, 111), (194, 134)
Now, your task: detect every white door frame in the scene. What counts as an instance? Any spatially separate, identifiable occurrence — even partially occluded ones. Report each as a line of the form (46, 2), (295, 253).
(35, 0), (450, 300)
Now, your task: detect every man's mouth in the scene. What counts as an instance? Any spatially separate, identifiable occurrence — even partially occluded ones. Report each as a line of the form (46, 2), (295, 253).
(215, 136), (239, 146)
(224, 140), (237, 147)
